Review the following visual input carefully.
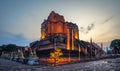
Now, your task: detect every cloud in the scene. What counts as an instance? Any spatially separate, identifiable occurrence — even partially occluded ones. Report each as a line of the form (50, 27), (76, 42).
(0, 32), (31, 46)
(86, 23), (94, 33)
(79, 22), (95, 34)
(102, 15), (114, 24)
(79, 27), (84, 32)
(79, 15), (115, 34)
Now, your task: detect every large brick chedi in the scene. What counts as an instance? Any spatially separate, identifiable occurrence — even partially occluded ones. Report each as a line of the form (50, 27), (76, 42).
(41, 11), (79, 50)
(41, 11), (78, 38)
(30, 11), (105, 58)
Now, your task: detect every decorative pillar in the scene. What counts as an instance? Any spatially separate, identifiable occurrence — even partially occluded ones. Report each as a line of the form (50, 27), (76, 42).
(78, 45), (81, 61)
(72, 29), (74, 50)
(41, 28), (45, 39)
(67, 28), (70, 50)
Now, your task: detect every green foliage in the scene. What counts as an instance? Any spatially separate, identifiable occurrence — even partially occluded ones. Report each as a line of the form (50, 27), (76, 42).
(2, 44), (17, 53)
(50, 48), (63, 66)
(110, 39), (120, 54)
(0, 46), (2, 56)
(50, 48), (63, 59)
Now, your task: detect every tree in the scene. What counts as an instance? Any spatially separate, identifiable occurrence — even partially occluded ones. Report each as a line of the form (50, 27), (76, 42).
(110, 39), (120, 54)
(5, 44), (17, 52)
(0, 46), (2, 56)
(50, 48), (63, 66)
(2, 44), (17, 57)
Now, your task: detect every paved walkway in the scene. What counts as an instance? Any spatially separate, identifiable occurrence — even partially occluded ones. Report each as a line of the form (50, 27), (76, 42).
(0, 57), (120, 71)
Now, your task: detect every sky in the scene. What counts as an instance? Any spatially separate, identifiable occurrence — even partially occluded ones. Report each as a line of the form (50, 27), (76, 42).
(0, 0), (120, 48)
